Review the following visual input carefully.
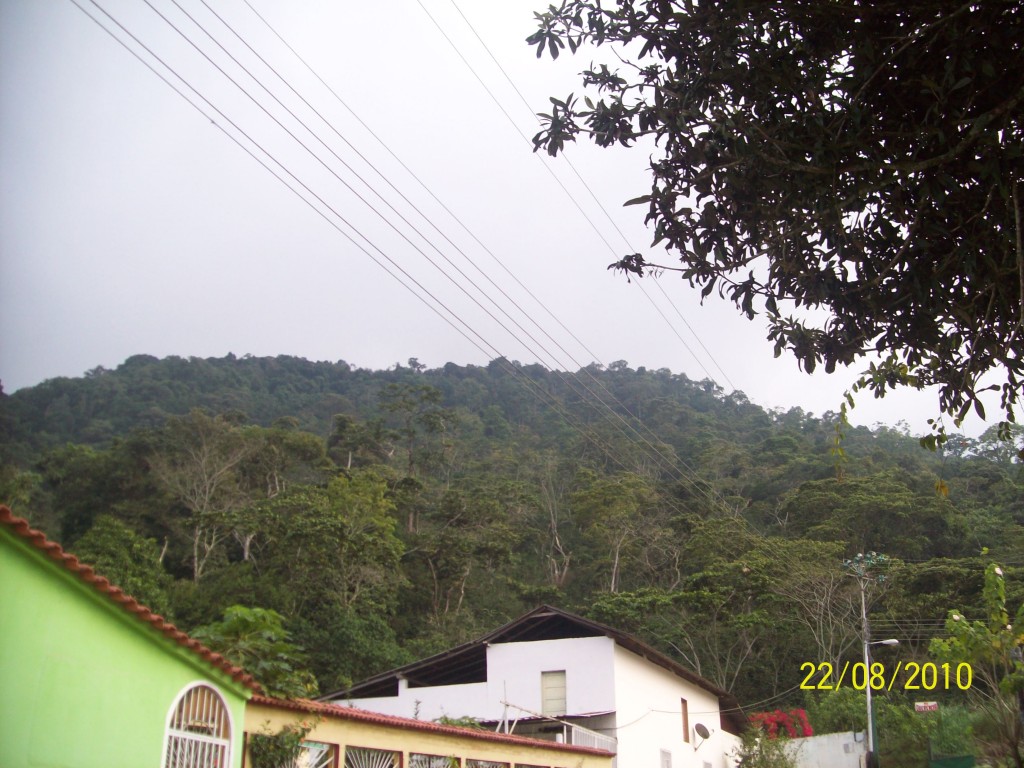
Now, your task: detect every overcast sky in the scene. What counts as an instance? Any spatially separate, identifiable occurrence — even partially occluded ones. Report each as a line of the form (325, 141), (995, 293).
(0, 0), (997, 438)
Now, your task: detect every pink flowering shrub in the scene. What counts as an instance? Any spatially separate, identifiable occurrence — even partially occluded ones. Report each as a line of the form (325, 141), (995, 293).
(750, 708), (813, 739)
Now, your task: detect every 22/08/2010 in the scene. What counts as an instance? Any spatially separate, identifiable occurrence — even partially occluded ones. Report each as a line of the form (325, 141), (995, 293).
(799, 661), (973, 691)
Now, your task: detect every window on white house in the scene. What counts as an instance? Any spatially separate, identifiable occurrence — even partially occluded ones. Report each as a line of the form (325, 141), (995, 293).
(466, 761), (508, 768)
(541, 670), (567, 716)
(681, 698), (689, 743)
(660, 749), (672, 768)
(162, 683), (232, 768)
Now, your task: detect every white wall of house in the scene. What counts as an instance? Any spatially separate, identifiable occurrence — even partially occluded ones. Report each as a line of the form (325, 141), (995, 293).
(487, 636), (617, 720)
(611, 645), (739, 768)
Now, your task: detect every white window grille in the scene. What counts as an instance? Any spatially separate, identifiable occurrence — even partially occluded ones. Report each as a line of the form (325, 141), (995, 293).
(297, 741), (338, 768)
(466, 761), (508, 768)
(344, 747), (400, 768)
(163, 683), (232, 768)
(660, 749), (672, 768)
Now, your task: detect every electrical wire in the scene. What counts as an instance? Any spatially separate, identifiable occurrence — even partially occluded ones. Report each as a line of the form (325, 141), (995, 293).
(145, 0), (722, 502)
(224, 1), (745, 517)
(185, 0), (598, 382)
(71, 0), (508, 366)
(408, 0), (768, 517)
(67, 0), (717, 507)
(238, 0), (606, 369)
(443, 0), (737, 391)
(226, 0), (732, 506)
(70, 0), (849, 578)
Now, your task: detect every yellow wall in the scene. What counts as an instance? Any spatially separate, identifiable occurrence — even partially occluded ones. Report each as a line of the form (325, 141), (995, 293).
(245, 701), (613, 768)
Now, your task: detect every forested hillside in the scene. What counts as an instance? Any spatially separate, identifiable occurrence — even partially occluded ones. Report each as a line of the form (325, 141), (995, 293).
(2, 354), (1022, 761)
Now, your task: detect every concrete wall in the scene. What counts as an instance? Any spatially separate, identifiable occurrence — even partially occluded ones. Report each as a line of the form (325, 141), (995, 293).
(784, 731), (866, 768)
(0, 525), (249, 768)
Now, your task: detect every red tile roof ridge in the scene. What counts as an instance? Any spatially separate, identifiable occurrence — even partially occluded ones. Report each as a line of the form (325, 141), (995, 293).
(249, 694), (614, 756)
(0, 505), (261, 694)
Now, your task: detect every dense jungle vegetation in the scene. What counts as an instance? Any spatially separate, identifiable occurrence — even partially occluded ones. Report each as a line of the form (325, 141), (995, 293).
(2, 354), (1022, 764)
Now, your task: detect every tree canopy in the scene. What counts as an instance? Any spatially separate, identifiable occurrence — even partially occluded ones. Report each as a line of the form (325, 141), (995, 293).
(931, 563), (1024, 767)
(192, 605), (319, 699)
(3, 353), (1023, 717)
(528, 0), (1024, 437)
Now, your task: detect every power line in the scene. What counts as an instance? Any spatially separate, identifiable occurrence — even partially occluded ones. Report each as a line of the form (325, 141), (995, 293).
(158, 4), (577, 380)
(166, 0), (733, 510)
(192, 0), (598, 378)
(68, 0), (724, 512)
(442, 0), (737, 391)
(237, 0), (605, 369)
(228, 1), (717, 494)
(144, 0), (602, 380)
(69, 0), (788, 529)
(71, 0), (500, 363)
(408, 0), (755, 512)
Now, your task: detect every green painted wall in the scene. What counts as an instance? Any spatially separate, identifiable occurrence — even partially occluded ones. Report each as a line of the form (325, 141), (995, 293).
(0, 527), (250, 768)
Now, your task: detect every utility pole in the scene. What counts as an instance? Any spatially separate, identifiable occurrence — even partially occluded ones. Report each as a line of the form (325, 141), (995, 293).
(845, 551), (894, 768)
(860, 577), (876, 768)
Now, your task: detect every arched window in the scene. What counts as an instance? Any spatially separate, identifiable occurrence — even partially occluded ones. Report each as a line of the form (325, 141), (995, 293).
(163, 683), (233, 768)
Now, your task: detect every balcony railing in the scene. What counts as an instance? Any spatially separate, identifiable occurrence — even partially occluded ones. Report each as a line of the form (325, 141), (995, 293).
(564, 723), (617, 760)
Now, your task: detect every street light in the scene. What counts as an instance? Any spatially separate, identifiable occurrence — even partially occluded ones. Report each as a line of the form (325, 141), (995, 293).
(864, 638), (900, 768)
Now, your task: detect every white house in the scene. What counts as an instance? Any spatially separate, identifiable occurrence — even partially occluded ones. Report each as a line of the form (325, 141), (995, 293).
(323, 605), (746, 768)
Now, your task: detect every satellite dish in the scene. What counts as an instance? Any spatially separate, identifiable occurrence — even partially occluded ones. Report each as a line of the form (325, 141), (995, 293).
(694, 723), (711, 740)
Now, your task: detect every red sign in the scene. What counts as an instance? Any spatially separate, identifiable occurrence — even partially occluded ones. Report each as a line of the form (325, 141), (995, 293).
(915, 702), (939, 712)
